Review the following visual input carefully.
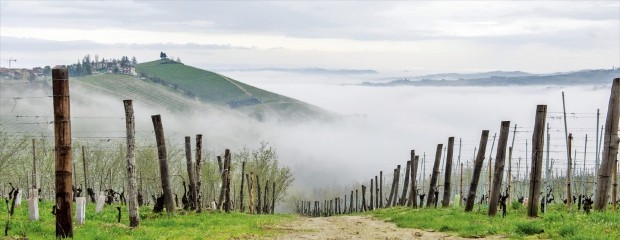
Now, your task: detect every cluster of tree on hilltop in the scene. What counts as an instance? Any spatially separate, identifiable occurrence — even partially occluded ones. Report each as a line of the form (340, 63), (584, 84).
(67, 54), (138, 77)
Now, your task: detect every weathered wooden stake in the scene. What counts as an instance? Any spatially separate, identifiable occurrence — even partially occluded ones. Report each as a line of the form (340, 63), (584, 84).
(263, 180), (270, 213)
(400, 161), (411, 206)
(427, 144), (443, 207)
(594, 78), (620, 210)
(247, 173), (254, 214)
(375, 175), (379, 209)
(370, 179), (374, 210)
(124, 100), (139, 227)
(224, 150), (232, 212)
(32, 139), (39, 190)
(195, 134), (203, 212)
(184, 137), (198, 211)
(379, 171), (383, 208)
(527, 105), (547, 217)
(489, 121), (510, 216)
(361, 185), (367, 211)
(271, 181), (275, 214)
(151, 114), (175, 214)
(256, 175), (262, 214)
(240, 161), (246, 212)
(387, 167), (398, 207)
(443, 137), (455, 207)
(53, 67), (73, 238)
(567, 133), (573, 209)
(465, 130), (490, 212)
(409, 152), (419, 208)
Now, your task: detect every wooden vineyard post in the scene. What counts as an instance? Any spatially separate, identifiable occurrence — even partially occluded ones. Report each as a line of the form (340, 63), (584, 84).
(247, 173), (254, 214)
(594, 78), (620, 210)
(256, 175), (262, 214)
(427, 144), (443, 207)
(151, 114), (175, 214)
(271, 181), (276, 214)
(82, 146), (87, 190)
(195, 134), (203, 212)
(224, 150), (232, 212)
(349, 190), (354, 213)
(527, 105), (547, 217)
(489, 121), (510, 217)
(400, 161), (411, 206)
(263, 180), (270, 213)
(465, 130), (490, 212)
(459, 162), (463, 207)
(217, 156), (223, 174)
(361, 185), (367, 211)
(184, 137), (198, 211)
(443, 137), (455, 207)
(386, 167), (398, 207)
(375, 175), (379, 209)
(507, 146), (512, 205)
(52, 68), (73, 238)
(409, 153), (419, 208)
(124, 100), (140, 227)
(370, 179), (374, 210)
(379, 171), (383, 208)
(567, 133), (573, 209)
(240, 161), (246, 212)
(32, 139), (39, 190)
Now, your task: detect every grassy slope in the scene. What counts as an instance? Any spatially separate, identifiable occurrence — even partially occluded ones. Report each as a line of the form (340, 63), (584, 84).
(3, 201), (293, 240)
(135, 60), (331, 120)
(368, 205), (619, 239)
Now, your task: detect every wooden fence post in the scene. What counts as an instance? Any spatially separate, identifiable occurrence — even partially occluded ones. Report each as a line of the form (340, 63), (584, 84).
(256, 175), (262, 214)
(375, 175), (379, 209)
(53, 67), (73, 238)
(124, 100), (140, 227)
(184, 137), (198, 211)
(527, 105), (547, 217)
(567, 133), (573, 209)
(379, 171), (383, 208)
(362, 185), (367, 211)
(151, 114), (175, 214)
(489, 121), (510, 216)
(247, 173), (254, 214)
(594, 78), (620, 210)
(224, 150), (232, 212)
(240, 161), (246, 212)
(400, 161), (411, 206)
(409, 152), (419, 208)
(195, 134), (203, 212)
(465, 130), (490, 212)
(32, 139), (39, 191)
(387, 167), (398, 207)
(370, 179), (374, 210)
(271, 181), (276, 214)
(427, 144), (443, 207)
(443, 137), (455, 207)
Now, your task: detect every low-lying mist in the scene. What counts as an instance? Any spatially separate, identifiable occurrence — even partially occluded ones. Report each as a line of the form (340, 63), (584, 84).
(1, 71), (612, 200)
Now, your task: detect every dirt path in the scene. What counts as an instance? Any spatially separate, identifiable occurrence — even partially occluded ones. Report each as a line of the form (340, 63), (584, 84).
(270, 215), (502, 240)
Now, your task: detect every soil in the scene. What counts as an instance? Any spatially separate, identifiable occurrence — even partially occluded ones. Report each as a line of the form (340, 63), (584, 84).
(269, 215), (505, 239)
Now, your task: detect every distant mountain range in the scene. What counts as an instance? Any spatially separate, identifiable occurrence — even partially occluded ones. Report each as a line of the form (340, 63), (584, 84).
(221, 67), (378, 75)
(362, 69), (619, 87)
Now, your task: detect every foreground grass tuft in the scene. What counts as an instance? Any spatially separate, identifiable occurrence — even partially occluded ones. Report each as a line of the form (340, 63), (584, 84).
(2, 201), (293, 240)
(369, 203), (620, 239)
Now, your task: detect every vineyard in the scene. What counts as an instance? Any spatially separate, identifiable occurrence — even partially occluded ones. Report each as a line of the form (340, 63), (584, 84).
(0, 65), (618, 239)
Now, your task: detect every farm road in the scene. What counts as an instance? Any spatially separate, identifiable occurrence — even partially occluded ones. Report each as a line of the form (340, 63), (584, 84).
(269, 215), (505, 239)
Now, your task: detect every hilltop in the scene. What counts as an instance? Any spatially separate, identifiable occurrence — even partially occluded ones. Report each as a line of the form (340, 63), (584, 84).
(134, 59), (331, 121)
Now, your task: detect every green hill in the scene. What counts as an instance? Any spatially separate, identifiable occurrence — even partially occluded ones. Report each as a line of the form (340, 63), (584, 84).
(135, 59), (331, 120)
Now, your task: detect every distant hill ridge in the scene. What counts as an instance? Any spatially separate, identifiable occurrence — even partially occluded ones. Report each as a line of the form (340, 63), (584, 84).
(363, 69), (620, 87)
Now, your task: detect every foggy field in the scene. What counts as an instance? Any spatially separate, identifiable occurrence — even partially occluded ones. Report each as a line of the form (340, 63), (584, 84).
(2, 1), (619, 239)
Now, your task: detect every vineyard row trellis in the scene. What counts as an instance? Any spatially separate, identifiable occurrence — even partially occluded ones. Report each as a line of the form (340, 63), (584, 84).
(1, 68), (291, 238)
(296, 78), (619, 218)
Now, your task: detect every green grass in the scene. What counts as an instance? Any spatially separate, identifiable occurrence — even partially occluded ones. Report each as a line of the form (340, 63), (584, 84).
(2, 201), (293, 240)
(368, 204), (620, 239)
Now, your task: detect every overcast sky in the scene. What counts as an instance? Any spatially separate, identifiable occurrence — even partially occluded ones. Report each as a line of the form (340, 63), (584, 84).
(1, 1), (619, 73)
